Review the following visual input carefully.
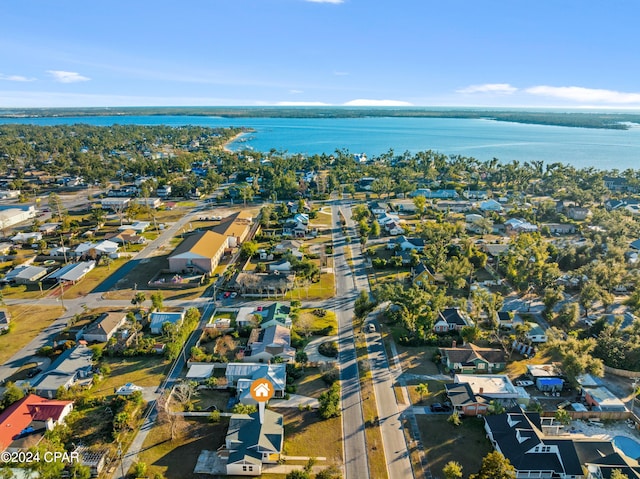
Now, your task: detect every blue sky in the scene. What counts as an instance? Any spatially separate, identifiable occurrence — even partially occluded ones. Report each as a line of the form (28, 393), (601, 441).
(1, 0), (640, 108)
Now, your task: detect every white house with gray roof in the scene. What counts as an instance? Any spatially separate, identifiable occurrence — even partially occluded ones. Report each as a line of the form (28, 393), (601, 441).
(220, 409), (284, 476)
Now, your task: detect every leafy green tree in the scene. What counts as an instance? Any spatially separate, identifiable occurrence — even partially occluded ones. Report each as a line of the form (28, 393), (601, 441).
(232, 403), (258, 414)
(240, 240), (259, 259)
(0, 467), (15, 479)
(443, 460), (463, 479)
(370, 220), (381, 237)
(488, 400), (506, 415)
(469, 451), (516, 479)
(285, 471), (310, 479)
(447, 410), (462, 426)
(318, 383), (341, 419)
(554, 408), (571, 425)
(131, 292), (146, 308)
(545, 328), (604, 385)
(315, 465), (342, 479)
(1, 382), (24, 409)
(461, 325), (480, 344)
(416, 383), (429, 402)
(579, 281), (602, 318)
(68, 462), (92, 479)
(610, 469), (630, 479)
(151, 291), (164, 311)
(413, 195), (427, 218)
(133, 462), (148, 478)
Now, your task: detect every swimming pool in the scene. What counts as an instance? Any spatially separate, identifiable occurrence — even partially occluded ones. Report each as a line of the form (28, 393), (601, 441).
(613, 436), (640, 460)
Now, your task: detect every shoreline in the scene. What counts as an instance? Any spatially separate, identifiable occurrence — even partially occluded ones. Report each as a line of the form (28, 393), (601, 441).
(222, 131), (248, 153)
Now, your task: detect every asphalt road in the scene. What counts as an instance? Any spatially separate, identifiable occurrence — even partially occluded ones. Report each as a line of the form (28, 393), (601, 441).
(331, 201), (370, 479)
(340, 202), (413, 479)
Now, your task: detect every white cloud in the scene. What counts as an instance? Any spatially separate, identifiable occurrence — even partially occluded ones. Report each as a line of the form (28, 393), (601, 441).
(305, 0), (344, 4)
(456, 83), (518, 95)
(0, 90), (262, 108)
(276, 101), (331, 106)
(333, 71), (349, 76)
(525, 85), (640, 104)
(47, 70), (90, 83)
(343, 99), (413, 106)
(0, 74), (35, 82)
(289, 89), (304, 94)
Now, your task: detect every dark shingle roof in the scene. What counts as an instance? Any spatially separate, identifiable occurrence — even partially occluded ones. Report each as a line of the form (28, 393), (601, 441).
(440, 343), (505, 366)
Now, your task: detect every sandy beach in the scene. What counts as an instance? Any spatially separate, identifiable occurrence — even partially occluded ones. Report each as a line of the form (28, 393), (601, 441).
(222, 131), (247, 152)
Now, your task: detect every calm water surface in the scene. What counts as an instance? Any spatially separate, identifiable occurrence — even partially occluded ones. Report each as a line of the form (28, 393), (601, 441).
(2, 115), (640, 170)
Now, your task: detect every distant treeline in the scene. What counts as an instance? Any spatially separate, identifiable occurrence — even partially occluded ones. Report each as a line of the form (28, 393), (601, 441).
(0, 107), (639, 130)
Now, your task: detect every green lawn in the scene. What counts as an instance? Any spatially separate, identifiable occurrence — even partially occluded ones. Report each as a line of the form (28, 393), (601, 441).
(406, 379), (450, 406)
(0, 305), (65, 365)
(416, 415), (492, 478)
(297, 308), (337, 335)
(277, 408), (343, 466)
(284, 273), (335, 301)
(94, 356), (171, 396)
(292, 367), (326, 399)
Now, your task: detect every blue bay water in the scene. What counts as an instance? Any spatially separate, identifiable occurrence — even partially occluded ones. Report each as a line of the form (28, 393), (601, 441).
(1, 115), (640, 170)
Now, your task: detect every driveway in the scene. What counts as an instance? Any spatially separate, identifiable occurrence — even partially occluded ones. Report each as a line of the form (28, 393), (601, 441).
(303, 335), (338, 363)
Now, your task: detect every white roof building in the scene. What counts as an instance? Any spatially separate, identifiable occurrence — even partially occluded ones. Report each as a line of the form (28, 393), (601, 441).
(94, 240), (119, 255)
(47, 261), (95, 283)
(11, 231), (42, 243)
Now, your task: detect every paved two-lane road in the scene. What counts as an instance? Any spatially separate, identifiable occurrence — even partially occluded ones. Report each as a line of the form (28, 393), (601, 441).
(339, 201), (413, 479)
(331, 202), (370, 479)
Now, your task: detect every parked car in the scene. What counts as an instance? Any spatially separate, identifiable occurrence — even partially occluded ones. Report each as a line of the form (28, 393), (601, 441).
(367, 323), (376, 333)
(515, 380), (534, 387)
(223, 291), (231, 298)
(430, 403), (450, 412)
(230, 292), (238, 298)
(557, 399), (571, 410)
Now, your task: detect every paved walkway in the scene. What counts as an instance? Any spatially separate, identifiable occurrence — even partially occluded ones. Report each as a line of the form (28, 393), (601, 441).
(385, 319), (434, 479)
(271, 394), (319, 409)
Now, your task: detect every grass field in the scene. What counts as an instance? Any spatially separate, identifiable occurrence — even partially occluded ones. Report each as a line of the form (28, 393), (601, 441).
(406, 379), (450, 406)
(135, 417), (229, 479)
(0, 305), (65, 364)
(284, 273), (335, 301)
(416, 415), (492, 478)
(391, 340), (441, 376)
(297, 308), (337, 335)
(292, 368), (326, 399)
(277, 408), (343, 466)
(93, 356), (171, 396)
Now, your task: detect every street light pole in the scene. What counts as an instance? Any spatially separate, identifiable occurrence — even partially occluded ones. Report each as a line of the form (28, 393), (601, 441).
(117, 442), (125, 479)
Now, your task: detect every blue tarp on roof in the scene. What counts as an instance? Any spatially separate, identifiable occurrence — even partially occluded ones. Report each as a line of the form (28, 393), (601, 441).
(538, 378), (563, 386)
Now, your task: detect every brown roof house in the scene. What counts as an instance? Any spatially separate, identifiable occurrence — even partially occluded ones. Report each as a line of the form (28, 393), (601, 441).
(168, 230), (228, 274)
(82, 312), (127, 343)
(439, 342), (506, 374)
(445, 382), (490, 416)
